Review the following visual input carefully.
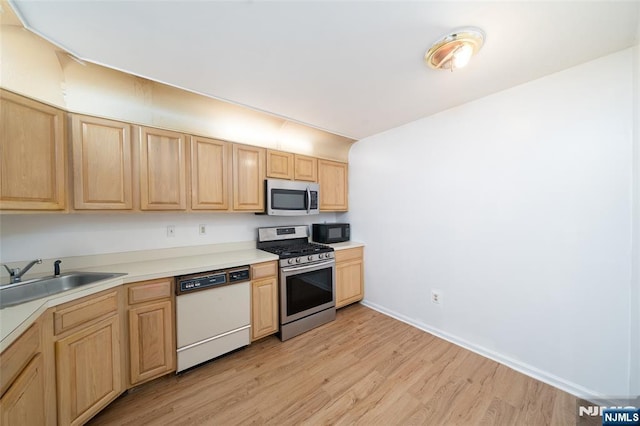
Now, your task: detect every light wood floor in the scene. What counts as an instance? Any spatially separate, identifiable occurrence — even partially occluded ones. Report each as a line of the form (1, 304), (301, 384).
(90, 304), (578, 425)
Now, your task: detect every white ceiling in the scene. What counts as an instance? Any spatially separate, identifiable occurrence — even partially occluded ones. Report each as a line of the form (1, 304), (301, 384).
(10, 1), (640, 140)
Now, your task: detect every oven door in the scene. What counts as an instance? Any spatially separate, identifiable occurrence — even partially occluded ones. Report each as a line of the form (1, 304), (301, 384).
(280, 259), (335, 324)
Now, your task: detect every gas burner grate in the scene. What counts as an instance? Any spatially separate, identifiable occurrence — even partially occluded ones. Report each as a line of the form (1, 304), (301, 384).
(260, 242), (333, 258)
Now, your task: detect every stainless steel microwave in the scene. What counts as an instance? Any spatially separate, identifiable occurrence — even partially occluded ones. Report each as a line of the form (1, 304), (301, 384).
(265, 179), (319, 216)
(312, 223), (350, 244)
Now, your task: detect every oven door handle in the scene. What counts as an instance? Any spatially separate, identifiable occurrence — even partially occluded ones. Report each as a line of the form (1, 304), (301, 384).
(281, 259), (335, 273)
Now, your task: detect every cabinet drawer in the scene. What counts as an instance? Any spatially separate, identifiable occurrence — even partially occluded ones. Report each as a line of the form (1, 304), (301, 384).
(54, 290), (119, 336)
(251, 261), (277, 280)
(0, 322), (40, 396)
(128, 278), (173, 305)
(335, 247), (363, 263)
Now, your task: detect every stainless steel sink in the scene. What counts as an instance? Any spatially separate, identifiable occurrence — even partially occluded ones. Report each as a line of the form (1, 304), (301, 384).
(0, 272), (126, 309)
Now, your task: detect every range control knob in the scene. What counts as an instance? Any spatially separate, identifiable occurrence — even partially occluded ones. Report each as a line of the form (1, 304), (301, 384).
(308, 255), (313, 261)
(296, 257), (301, 264)
(287, 258), (294, 265)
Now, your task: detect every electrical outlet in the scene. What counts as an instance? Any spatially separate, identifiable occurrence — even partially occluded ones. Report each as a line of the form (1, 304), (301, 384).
(199, 224), (207, 235)
(167, 225), (175, 237)
(431, 289), (442, 305)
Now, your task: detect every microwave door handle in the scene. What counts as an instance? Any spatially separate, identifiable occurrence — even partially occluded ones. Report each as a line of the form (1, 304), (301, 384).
(306, 187), (311, 214)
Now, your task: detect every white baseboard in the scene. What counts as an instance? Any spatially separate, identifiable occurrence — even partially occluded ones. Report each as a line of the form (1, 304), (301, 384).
(360, 299), (609, 403)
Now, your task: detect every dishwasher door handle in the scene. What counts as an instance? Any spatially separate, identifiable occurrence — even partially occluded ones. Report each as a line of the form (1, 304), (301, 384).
(177, 324), (251, 352)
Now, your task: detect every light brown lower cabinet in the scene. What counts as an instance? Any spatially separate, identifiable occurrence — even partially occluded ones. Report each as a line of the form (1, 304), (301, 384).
(251, 277), (279, 341)
(126, 278), (175, 386)
(0, 317), (54, 426)
(335, 247), (364, 308)
(0, 354), (46, 425)
(251, 261), (279, 341)
(128, 301), (174, 385)
(53, 289), (124, 426)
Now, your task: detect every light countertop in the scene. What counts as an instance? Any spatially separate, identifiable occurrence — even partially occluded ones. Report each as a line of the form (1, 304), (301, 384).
(327, 241), (365, 251)
(1, 243), (277, 352)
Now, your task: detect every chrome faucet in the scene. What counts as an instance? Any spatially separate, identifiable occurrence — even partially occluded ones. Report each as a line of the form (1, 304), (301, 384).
(3, 259), (42, 283)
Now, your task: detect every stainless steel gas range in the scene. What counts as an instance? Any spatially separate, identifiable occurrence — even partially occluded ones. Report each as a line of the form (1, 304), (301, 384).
(257, 225), (336, 341)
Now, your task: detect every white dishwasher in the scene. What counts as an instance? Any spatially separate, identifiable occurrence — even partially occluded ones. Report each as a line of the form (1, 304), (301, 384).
(175, 266), (251, 373)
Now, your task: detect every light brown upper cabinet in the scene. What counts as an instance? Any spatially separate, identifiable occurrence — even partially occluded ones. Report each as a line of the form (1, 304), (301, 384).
(0, 90), (66, 210)
(294, 154), (318, 182)
(190, 136), (231, 210)
(233, 144), (265, 211)
(71, 115), (133, 210)
(266, 150), (294, 180)
(138, 126), (187, 210)
(318, 159), (348, 211)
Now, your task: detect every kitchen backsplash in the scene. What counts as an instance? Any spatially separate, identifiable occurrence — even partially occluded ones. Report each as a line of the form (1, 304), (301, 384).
(0, 212), (338, 263)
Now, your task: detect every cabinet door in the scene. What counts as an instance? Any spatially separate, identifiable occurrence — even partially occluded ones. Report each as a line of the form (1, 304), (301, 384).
(71, 114), (133, 210)
(138, 126), (187, 210)
(56, 315), (122, 426)
(251, 277), (278, 341)
(0, 90), (66, 210)
(0, 354), (45, 426)
(266, 150), (293, 180)
(232, 144), (265, 211)
(336, 260), (364, 308)
(190, 136), (231, 210)
(128, 300), (175, 386)
(336, 248), (364, 308)
(318, 159), (348, 211)
(294, 154), (318, 182)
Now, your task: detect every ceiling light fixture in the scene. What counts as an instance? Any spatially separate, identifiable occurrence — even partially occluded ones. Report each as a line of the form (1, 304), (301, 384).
(424, 28), (485, 72)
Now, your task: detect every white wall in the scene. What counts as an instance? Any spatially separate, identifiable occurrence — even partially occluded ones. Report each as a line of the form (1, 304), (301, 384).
(0, 213), (336, 262)
(346, 48), (636, 399)
(0, 19), (354, 161)
(631, 39), (640, 396)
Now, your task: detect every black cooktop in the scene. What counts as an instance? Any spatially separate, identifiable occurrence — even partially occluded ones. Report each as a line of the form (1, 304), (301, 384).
(259, 241), (333, 259)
